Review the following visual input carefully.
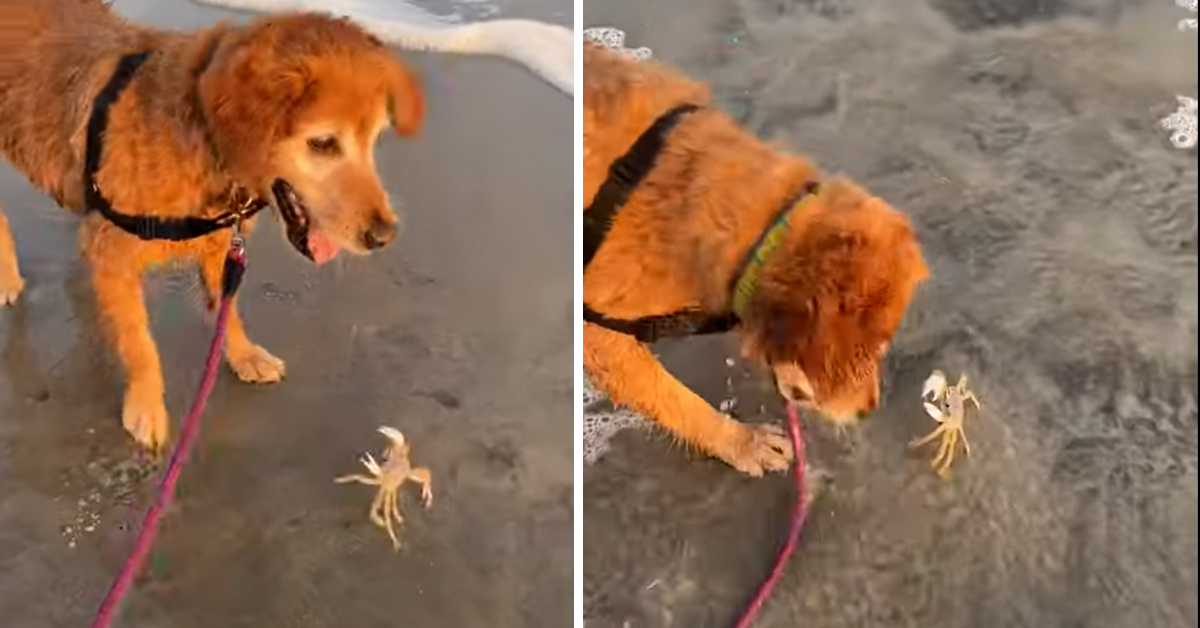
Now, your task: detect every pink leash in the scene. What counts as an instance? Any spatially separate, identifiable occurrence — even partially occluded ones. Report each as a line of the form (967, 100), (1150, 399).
(733, 401), (810, 628)
(88, 238), (247, 628)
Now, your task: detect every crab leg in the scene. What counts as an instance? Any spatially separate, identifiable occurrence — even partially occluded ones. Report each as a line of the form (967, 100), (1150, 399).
(387, 490), (405, 526)
(909, 423), (947, 449)
(409, 467), (433, 508)
(369, 490), (389, 529)
(931, 429), (956, 471)
(382, 495), (401, 550)
(938, 441), (958, 476)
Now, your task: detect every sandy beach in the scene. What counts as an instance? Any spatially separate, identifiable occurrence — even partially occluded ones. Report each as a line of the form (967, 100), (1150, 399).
(0, 0), (572, 626)
(583, 1), (1197, 627)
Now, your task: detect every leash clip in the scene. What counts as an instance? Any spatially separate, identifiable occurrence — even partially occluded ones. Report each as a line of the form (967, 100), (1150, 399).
(230, 215), (246, 251)
(223, 215), (249, 296)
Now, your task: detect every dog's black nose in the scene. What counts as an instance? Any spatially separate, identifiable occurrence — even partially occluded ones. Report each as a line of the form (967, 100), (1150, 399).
(362, 218), (397, 250)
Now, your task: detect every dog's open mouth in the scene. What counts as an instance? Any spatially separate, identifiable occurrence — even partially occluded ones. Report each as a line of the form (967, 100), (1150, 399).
(271, 179), (340, 265)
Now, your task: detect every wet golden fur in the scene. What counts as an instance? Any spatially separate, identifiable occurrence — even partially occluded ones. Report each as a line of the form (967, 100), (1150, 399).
(582, 42), (928, 476)
(0, 1), (423, 448)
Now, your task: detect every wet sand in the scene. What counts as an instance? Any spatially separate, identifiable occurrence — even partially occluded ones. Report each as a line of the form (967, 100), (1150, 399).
(583, 1), (1197, 627)
(0, 1), (572, 626)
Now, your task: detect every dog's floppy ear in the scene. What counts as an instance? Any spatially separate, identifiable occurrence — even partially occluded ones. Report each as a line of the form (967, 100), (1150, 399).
(199, 37), (310, 182)
(741, 294), (820, 367)
(382, 55), (424, 137)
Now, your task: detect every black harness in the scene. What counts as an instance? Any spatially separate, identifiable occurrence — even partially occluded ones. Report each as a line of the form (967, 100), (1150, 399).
(84, 51), (268, 241)
(582, 104), (739, 343)
(582, 103), (817, 344)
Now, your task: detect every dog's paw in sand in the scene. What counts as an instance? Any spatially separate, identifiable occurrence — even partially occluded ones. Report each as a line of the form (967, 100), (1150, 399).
(715, 419), (794, 477)
(227, 344), (286, 384)
(0, 274), (23, 306)
(122, 390), (170, 450)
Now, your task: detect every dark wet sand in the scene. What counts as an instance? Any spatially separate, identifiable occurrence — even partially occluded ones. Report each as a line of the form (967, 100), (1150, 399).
(0, 1), (572, 626)
(583, 1), (1197, 627)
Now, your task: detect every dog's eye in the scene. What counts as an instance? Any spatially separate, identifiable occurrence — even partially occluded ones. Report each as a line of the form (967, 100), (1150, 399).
(307, 136), (341, 156)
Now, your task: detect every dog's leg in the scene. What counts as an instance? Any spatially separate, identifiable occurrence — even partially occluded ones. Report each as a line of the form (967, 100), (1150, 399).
(0, 205), (25, 306)
(199, 245), (285, 384)
(85, 240), (170, 449)
(583, 323), (793, 476)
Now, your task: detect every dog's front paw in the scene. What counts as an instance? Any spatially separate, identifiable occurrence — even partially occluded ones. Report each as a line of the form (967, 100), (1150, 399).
(227, 344), (286, 384)
(0, 273), (23, 306)
(714, 419), (793, 477)
(122, 390), (170, 450)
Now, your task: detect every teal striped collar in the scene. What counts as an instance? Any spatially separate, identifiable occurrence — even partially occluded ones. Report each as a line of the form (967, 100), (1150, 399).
(729, 181), (820, 319)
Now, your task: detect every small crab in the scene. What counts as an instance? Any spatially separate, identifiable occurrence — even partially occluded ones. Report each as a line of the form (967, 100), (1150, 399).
(336, 426), (433, 550)
(908, 369), (981, 477)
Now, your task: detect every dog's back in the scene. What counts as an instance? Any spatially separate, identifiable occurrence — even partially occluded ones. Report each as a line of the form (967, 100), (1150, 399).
(0, 0), (149, 204)
(582, 43), (715, 204)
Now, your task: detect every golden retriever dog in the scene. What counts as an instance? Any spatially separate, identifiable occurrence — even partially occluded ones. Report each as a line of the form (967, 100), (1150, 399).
(0, 1), (423, 449)
(582, 42), (929, 476)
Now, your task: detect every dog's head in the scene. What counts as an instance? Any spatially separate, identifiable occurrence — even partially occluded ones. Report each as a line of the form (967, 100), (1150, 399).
(737, 178), (928, 423)
(198, 13), (424, 263)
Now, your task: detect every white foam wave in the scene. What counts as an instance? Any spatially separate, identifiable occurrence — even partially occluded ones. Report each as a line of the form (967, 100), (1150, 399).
(1161, 95), (1198, 150)
(582, 374), (648, 465)
(189, 0), (573, 96)
(582, 26), (652, 61)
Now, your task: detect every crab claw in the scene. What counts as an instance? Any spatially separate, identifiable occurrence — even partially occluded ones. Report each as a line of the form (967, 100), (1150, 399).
(923, 370), (948, 403)
(378, 426), (406, 447)
(361, 453), (382, 475)
(923, 401), (945, 422)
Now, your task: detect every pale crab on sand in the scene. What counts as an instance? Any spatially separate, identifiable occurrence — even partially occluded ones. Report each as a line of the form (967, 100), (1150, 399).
(908, 369), (981, 477)
(336, 426), (433, 550)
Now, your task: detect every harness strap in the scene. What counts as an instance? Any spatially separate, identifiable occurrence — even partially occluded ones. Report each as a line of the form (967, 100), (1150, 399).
(583, 103), (700, 268)
(582, 305), (737, 344)
(583, 104), (728, 342)
(84, 51), (268, 242)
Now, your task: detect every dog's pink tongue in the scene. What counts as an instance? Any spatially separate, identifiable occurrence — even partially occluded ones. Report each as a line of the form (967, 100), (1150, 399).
(308, 230), (339, 265)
